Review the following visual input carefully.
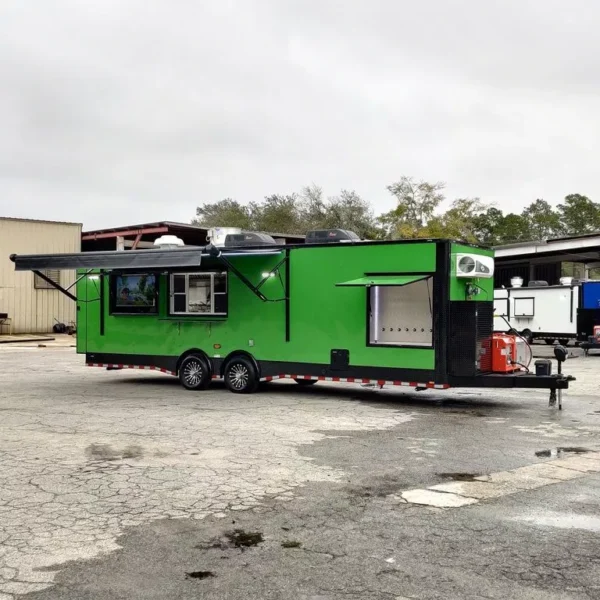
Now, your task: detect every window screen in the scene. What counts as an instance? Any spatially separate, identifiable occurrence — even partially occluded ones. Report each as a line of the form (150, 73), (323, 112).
(170, 272), (228, 316)
(34, 269), (60, 289)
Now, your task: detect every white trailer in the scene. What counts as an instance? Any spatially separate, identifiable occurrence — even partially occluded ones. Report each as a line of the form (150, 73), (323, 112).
(494, 282), (580, 345)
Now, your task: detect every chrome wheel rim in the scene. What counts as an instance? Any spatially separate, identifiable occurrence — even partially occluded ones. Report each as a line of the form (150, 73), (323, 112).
(228, 363), (249, 390)
(183, 360), (204, 387)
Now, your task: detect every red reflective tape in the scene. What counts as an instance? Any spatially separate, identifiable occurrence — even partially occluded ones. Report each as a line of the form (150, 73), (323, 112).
(86, 365), (449, 388)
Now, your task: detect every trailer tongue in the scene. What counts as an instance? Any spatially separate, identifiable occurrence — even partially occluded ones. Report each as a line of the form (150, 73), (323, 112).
(10, 232), (575, 408)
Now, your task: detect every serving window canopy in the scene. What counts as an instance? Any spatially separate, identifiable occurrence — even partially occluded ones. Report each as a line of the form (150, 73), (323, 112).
(336, 275), (430, 287)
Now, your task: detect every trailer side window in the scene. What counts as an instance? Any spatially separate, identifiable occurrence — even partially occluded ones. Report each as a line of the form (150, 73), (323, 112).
(169, 272), (228, 316)
(369, 278), (433, 347)
(110, 273), (158, 314)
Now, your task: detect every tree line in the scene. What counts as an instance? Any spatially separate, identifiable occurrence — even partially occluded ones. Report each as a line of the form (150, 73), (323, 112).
(193, 177), (600, 245)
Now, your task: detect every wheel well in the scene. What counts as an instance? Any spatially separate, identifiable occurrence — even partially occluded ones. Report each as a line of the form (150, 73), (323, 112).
(221, 351), (260, 377)
(176, 349), (212, 375)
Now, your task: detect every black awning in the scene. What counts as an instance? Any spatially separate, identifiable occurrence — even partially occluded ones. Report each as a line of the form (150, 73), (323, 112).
(10, 246), (205, 271)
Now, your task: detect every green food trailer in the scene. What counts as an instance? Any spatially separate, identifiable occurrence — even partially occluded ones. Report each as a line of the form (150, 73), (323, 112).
(10, 231), (574, 405)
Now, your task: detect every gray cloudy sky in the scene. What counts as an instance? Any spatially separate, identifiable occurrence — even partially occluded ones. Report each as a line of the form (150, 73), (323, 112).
(0, 0), (599, 230)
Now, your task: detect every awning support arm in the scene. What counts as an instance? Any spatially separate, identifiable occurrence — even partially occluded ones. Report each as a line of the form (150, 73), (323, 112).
(65, 269), (94, 292)
(33, 270), (77, 301)
(256, 255), (289, 291)
(207, 246), (287, 303)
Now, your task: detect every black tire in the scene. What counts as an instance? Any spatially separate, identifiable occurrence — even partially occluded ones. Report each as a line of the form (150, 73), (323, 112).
(178, 354), (211, 391)
(294, 378), (317, 386)
(545, 339), (555, 346)
(558, 339), (570, 347)
(521, 329), (533, 344)
(224, 356), (259, 394)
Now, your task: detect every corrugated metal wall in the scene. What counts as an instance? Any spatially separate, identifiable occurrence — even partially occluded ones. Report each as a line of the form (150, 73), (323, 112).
(0, 218), (81, 333)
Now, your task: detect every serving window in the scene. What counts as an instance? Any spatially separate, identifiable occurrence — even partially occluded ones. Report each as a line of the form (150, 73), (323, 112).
(110, 273), (158, 314)
(368, 277), (433, 347)
(170, 272), (228, 316)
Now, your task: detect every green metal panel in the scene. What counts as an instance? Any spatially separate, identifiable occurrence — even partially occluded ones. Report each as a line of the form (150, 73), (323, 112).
(77, 241), (508, 370)
(75, 270), (87, 354)
(82, 242), (444, 371)
(336, 275), (428, 287)
(288, 243), (435, 369)
(449, 243), (495, 301)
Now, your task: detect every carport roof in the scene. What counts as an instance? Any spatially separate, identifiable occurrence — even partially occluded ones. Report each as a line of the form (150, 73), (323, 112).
(495, 231), (600, 264)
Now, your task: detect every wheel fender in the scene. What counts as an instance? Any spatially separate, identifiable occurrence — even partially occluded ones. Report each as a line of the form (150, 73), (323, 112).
(222, 351), (260, 378)
(176, 349), (212, 375)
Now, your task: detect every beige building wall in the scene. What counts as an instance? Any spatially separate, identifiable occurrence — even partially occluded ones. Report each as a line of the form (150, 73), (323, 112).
(0, 218), (82, 333)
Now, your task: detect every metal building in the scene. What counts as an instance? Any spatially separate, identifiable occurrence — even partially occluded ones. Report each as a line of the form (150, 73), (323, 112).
(495, 232), (600, 287)
(81, 221), (305, 251)
(0, 217), (82, 334)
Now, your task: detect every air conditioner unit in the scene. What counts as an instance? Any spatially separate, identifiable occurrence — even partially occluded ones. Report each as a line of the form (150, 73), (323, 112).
(305, 229), (360, 244)
(224, 232), (277, 247)
(455, 253), (494, 278)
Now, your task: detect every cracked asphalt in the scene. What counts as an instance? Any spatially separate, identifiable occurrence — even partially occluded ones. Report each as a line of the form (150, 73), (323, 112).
(1, 343), (600, 599)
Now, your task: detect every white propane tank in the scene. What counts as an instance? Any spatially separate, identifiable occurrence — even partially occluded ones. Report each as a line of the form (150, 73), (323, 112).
(207, 227), (242, 247)
(559, 277), (573, 286)
(510, 276), (523, 288)
(153, 235), (184, 249)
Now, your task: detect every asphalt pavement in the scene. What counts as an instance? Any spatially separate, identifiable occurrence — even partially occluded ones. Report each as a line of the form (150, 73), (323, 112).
(1, 344), (599, 599)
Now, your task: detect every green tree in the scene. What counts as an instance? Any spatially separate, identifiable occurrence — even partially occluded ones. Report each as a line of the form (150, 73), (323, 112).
(298, 184), (328, 231)
(322, 189), (382, 239)
(424, 198), (488, 242)
(521, 199), (563, 240)
(471, 208), (532, 245)
(193, 186), (382, 238)
(193, 198), (253, 229)
(499, 213), (532, 243)
(253, 194), (301, 234)
(557, 194), (600, 234)
(380, 177), (445, 238)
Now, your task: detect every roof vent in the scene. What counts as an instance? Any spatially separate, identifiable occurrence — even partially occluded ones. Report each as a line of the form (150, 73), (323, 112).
(224, 232), (277, 247)
(510, 276), (523, 288)
(305, 229), (360, 244)
(153, 235), (184, 249)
